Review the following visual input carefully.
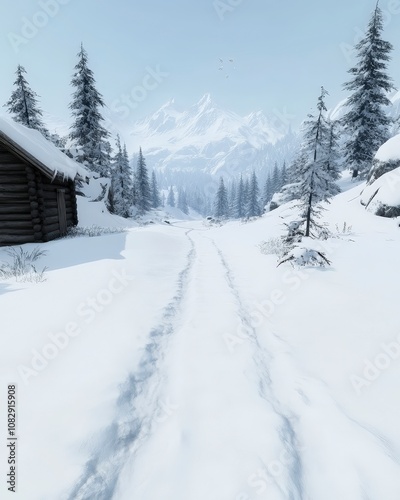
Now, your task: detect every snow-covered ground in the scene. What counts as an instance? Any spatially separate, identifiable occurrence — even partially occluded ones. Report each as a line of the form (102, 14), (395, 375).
(1, 182), (400, 499)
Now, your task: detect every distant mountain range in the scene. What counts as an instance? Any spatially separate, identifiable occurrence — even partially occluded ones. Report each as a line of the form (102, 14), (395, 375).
(42, 90), (400, 180)
(127, 93), (299, 177)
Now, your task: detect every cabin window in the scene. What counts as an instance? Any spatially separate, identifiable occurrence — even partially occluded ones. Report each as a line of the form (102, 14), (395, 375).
(57, 189), (68, 236)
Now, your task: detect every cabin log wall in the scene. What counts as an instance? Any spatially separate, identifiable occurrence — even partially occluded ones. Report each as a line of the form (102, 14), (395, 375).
(0, 143), (78, 246)
(0, 145), (35, 245)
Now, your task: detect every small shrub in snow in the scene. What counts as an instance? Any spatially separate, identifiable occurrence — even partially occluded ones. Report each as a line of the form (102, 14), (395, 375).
(282, 220), (304, 245)
(241, 216), (260, 224)
(334, 222), (353, 236)
(0, 247), (47, 283)
(316, 226), (332, 240)
(67, 225), (127, 238)
(278, 246), (331, 268)
(203, 218), (223, 227)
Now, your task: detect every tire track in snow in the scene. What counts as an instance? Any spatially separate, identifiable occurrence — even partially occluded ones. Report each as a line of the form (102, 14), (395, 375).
(209, 238), (304, 500)
(68, 230), (196, 500)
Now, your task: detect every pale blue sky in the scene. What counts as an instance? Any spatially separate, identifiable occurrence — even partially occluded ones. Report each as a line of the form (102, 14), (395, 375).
(1, 0), (399, 137)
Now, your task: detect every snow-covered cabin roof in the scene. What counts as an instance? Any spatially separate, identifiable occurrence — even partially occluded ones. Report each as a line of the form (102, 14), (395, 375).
(0, 115), (88, 181)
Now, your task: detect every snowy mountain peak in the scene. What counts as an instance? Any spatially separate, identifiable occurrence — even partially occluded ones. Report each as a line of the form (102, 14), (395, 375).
(129, 94), (297, 175)
(191, 93), (216, 114)
(159, 98), (176, 110)
(197, 93), (212, 106)
(245, 110), (272, 129)
(246, 110), (264, 120)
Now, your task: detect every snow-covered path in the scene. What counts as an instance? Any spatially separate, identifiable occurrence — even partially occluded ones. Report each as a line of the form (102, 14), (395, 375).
(2, 188), (400, 500)
(65, 220), (400, 500)
(68, 229), (304, 500)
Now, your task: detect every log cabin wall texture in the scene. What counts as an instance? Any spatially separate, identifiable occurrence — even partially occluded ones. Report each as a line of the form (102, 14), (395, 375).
(0, 143), (78, 246)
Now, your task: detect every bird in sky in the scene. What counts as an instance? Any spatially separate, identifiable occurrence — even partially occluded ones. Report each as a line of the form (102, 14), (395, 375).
(217, 57), (236, 79)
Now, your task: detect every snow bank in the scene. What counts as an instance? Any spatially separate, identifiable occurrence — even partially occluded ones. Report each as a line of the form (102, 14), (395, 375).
(368, 134), (400, 185)
(361, 166), (400, 217)
(76, 197), (137, 229)
(269, 183), (299, 211)
(362, 134), (400, 217)
(162, 205), (201, 221)
(375, 134), (400, 163)
(0, 115), (87, 180)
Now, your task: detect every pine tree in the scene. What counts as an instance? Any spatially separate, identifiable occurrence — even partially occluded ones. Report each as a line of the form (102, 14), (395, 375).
(287, 149), (306, 185)
(228, 180), (237, 218)
(5, 65), (49, 136)
(177, 188), (189, 214)
(280, 161), (288, 188)
(122, 144), (132, 200)
(342, 3), (395, 179)
(69, 44), (111, 176)
(324, 121), (342, 186)
(246, 171), (261, 217)
(167, 186), (175, 207)
(271, 162), (281, 194)
(111, 136), (132, 217)
(110, 135), (123, 215)
(50, 132), (67, 149)
(234, 175), (246, 218)
(214, 177), (229, 218)
(262, 173), (273, 208)
(150, 171), (161, 209)
(243, 177), (250, 210)
(296, 87), (340, 237)
(134, 148), (151, 214)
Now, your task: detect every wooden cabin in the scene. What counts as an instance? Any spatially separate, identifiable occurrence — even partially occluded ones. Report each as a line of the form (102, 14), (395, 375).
(0, 118), (85, 247)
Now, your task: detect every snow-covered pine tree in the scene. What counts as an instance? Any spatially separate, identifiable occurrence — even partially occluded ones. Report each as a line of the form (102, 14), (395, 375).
(234, 174), (246, 218)
(111, 136), (132, 217)
(150, 171), (161, 209)
(214, 177), (229, 218)
(134, 147), (151, 214)
(167, 186), (175, 207)
(177, 188), (189, 214)
(49, 133), (67, 149)
(280, 161), (288, 188)
(69, 44), (111, 176)
(246, 171), (261, 217)
(5, 65), (49, 137)
(123, 145), (132, 202)
(243, 177), (250, 210)
(296, 87), (340, 237)
(271, 162), (281, 194)
(324, 120), (342, 185)
(110, 136), (124, 215)
(228, 180), (237, 218)
(122, 143), (132, 205)
(288, 149), (306, 184)
(342, 2), (395, 179)
(262, 173), (273, 207)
